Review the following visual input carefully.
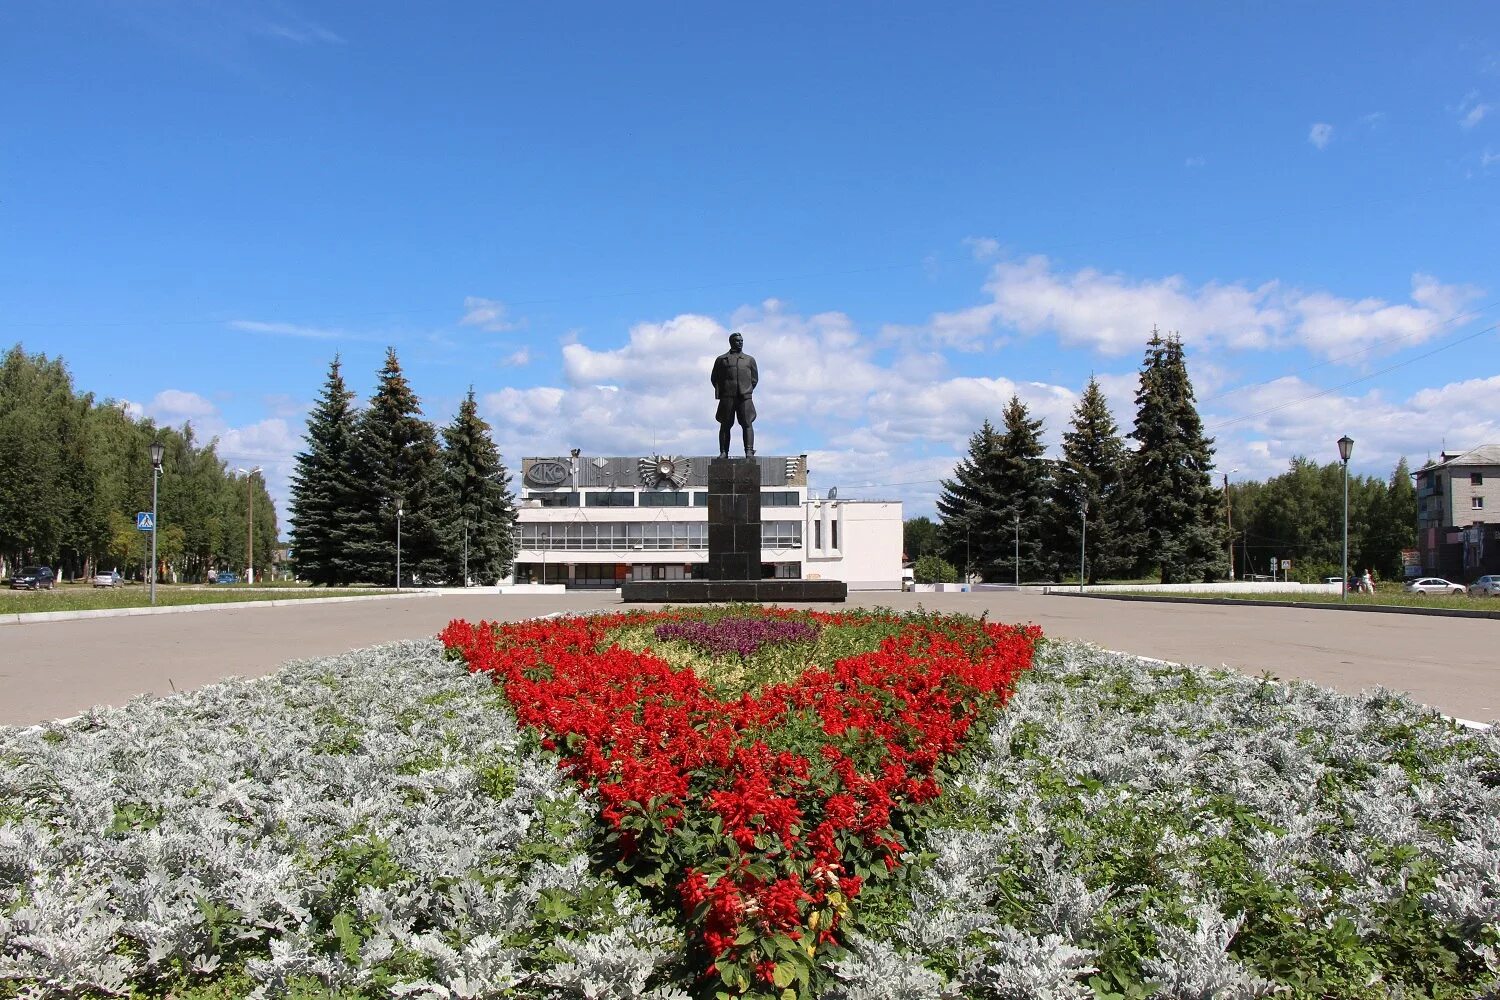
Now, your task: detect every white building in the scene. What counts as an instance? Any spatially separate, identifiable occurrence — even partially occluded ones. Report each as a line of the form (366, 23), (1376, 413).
(513, 453), (902, 590)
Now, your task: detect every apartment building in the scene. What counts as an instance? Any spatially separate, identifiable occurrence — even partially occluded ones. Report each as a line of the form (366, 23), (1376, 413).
(1414, 444), (1500, 579)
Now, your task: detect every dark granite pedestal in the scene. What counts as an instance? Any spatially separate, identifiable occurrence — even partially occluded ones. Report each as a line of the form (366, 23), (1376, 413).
(621, 457), (847, 604)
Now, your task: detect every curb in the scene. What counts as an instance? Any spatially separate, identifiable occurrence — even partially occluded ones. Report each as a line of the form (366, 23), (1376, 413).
(0, 591), (439, 627)
(1050, 590), (1500, 621)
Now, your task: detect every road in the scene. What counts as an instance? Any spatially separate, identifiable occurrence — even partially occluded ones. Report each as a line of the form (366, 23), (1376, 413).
(1, 591), (1495, 727)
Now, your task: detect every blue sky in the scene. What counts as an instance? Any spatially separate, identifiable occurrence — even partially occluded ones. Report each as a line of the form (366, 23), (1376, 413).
(4, 2), (1499, 521)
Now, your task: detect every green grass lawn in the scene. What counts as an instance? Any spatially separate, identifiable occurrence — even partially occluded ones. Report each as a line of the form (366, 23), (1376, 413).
(1093, 585), (1500, 611)
(0, 583), (400, 614)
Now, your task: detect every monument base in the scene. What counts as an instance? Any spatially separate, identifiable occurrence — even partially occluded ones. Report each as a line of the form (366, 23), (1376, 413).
(620, 579), (848, 604)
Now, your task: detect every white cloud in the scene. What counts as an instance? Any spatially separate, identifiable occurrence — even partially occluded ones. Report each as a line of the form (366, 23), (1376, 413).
(963, 236), (1002, 259)
(148, 389), (216, 420)
(501, 347), (531, 367)
(1308, 122), (1334, 149)
(1184, 155), (1206, 168)
(1207, 374), (1500, 481)
(911, 257), (1481, 361)
(460, 296), (521, 332)
(1461, 101), (1491, 129)
(230, 319), (348, 340)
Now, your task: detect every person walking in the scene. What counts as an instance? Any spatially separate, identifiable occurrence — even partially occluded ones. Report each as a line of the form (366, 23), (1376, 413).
(1361, 567), (1374, 595)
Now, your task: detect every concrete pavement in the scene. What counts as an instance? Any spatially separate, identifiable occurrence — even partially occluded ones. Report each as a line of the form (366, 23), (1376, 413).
(1, 590), (1495, 727)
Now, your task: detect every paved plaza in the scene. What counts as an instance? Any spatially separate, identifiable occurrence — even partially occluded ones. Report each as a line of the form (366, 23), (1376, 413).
(1, 591), (1495, 727)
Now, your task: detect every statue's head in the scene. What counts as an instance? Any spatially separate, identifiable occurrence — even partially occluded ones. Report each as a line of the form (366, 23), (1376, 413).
(728, 332), (744, 351)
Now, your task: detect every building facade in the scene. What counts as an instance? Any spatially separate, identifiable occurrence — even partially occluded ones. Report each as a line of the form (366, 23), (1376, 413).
(513, 453), (902, 590)
(1414, 444), (1500, 580)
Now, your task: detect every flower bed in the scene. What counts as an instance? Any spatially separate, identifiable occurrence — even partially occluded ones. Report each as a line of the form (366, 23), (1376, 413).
(439, 608), (1040, 999)
(4, 611), (1498, 1000)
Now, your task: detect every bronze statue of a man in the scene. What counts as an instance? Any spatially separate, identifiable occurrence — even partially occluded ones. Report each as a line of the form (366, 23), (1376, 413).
(710, 331), (758, 458)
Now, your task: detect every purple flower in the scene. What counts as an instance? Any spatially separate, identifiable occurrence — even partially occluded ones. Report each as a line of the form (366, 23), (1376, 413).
(654, 617), (822, 658)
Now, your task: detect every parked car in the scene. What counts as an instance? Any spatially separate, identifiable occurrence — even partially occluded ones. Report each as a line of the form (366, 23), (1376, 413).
(91, 570), (122, 588)
(9, 566), (56, 590)
(213, 571), (240, 585)
(1470, 575), (1500, 597)
(1403, 577), (1466, 596)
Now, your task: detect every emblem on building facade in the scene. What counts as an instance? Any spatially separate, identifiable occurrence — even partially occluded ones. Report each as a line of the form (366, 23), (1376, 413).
(639, 454), (690, 488)
(524, 458), (570, 487)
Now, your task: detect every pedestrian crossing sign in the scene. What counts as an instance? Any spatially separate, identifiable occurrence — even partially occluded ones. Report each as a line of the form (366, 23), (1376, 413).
(136, 512), (155, 531)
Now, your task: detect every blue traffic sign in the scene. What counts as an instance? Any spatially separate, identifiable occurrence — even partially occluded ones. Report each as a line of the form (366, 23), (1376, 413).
(136, 512), (155, 531)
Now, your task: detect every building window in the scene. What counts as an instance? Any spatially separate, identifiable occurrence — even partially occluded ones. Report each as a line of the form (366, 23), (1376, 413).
(693, 492), (709, 507)
(1473, 473), (1485, 486)
(831, 519), (839, 550)
(641, 491), (690, 507)
(760, 521), (802, 548)
(526, 492), (578, 507)
(761, 490), (799, 507)
(813, 520), (821, 549)
(585, 492), (635, 507)
(514, 521), (707, 550)
(1475, 496), (1486, 510)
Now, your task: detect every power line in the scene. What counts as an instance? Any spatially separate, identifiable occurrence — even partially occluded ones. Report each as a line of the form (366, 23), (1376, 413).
(1207, 322), (1500, 431)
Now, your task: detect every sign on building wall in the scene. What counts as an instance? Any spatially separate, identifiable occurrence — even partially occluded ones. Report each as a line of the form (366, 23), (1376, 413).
(1401, 548), (1421, 578)
(524, 459), (570, 487)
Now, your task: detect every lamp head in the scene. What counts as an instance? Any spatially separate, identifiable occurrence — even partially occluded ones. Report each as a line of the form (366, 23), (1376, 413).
(149, 440), (165, 467)
(396, 499), (403, 516)
(1337, 435), (1354, 463)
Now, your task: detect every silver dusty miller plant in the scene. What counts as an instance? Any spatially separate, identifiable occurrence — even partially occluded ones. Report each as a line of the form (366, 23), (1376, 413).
(836, 641), (1500, 995)
(0, 639), (680, 998)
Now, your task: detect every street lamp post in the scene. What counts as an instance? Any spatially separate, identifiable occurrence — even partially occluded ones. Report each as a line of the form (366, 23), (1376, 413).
(396, 499), (404, 591)
(236, 467), (262, 584)
(149, 440), (164, 605)
(1338, 435), (1354, 602)
(1013, 514), (1020, 588)
(1079, 498), (1088, 592)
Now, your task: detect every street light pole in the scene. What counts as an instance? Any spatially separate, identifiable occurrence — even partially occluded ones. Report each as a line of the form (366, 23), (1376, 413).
(396, 499), (404, 591)
(1013, 514), (1020, 588)
(1338, 435), (1354, 602)
(1079, 498), (1087, 592)
(149, 440), (164, 605)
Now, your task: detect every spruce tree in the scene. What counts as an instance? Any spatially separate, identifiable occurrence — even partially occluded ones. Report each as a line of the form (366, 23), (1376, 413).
(936, 396), (1053, 583)
(345, 349), (449, 585)
(1126, 329), (1226, 582)
(439, 388), (516, 585)
(1047, 377), (1131, 582)
(936, 420), (1003, 582)
(288, 357), (360, 584)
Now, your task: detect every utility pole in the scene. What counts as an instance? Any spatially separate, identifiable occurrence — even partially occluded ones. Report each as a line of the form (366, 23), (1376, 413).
(1224, 472), (1235, 580)
(236, 467), (263, 584)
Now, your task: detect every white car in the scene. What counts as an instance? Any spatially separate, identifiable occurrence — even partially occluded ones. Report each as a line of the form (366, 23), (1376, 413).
(1404, 577), (1466, 596)
(1470, 575), (1500, 597)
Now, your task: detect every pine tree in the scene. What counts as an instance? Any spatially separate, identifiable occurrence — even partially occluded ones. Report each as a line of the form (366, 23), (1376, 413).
(288, 357), (361, 584)
(1126, 329), (1226, 582)
(936, 396), (1053, 583)
(345, 349), (448, 585)
(439, 388), (516, 585)
(1047, 377), (1131, 583)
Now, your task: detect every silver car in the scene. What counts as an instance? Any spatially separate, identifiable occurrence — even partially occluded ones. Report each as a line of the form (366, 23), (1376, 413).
(1404, 577), (1466, 596)
(1470, 575), (1500, 597)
